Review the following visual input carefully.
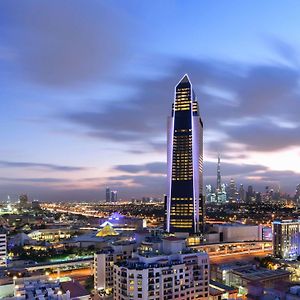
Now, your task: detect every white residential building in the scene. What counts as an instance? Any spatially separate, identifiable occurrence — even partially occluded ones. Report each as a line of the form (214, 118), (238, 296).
(94, 241), (135, 293)
(0, 232), (7, 267)
(113, 237), (209, 300)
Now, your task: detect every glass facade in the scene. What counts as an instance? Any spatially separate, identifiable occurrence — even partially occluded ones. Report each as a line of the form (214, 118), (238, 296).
(166, 75), (204, 234)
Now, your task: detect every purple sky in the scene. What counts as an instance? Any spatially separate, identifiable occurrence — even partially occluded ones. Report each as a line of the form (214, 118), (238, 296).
(0, 1), (300, 201)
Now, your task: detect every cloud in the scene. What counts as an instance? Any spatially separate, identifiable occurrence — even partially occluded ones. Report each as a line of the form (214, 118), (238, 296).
(0, 174), (167, 201)
(204, 161), (267, 177)
(0, 160), (87, 172)
(0, 161), (298, 201)
(224, 119), (300, 151)
(61, 53), (300, 155)
(46, 46), (300, 196)
(0, 0), (133, 87)
(111, 160), (300, 194)
(106, 174), (166, 197)
(0, 177), (70, 183)
(267, 37), (300, 67)
(114, 162), (166, 174)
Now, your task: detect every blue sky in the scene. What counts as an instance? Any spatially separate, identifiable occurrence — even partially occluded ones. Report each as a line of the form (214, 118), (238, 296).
(0, 1), (300, 201)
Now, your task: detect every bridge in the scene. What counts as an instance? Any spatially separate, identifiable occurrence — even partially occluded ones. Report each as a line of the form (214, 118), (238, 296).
(191, 240), (272, 258)
(23, 257), (93, 277)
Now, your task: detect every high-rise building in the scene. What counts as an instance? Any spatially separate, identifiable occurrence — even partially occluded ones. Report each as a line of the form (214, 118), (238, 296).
(256, 192), (262, 203)
(227, 179), (238, 202)
(165, 75), (204, 235)
(273, 219), (300, 259)
(215, 155), (227, 204)
(32, 199), (40, 210)
(246, 185), (255, 202)
(106, 187), (111, 202)
(219, 183), (227, 203)
(94, 241), (135, 294)
(295, 184), (300, 200)
(111, 190), (118, 202)
(238, 184), (245, 202)
(19, 194), (29, 208)
(113, 237), (209, 300)
(205, 185), (216, 203)
(217, 154), (221, 191)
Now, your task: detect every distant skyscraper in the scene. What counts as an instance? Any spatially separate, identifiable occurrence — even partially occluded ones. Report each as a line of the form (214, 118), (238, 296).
(215, 155), (227, 204)
(239, 184), (245, 202)
(256, 192), (262, 203)
(205, 185), (216, 203)
(19, 194), (29, 208)
(111, 191), (118, 202)
(105, 187), (111, 202)
(32, 200), (40, 210)
(165, 75), (204, 235)
(246, 185), (254, 202)
(295, 184), (300, 200)
(217, 154), (221, 191)
(227, 179), (238, 202)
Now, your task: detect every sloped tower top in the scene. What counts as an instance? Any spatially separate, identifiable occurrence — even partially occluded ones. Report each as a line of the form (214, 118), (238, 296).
(176, 74), (191, 86)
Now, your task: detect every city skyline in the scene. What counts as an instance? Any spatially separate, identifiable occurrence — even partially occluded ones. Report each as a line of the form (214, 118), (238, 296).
(1, 1), (300, 201)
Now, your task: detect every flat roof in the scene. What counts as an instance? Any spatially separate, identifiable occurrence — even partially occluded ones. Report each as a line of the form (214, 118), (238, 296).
(61, 280), (89, 297)
(210, 280), (238, 292)
(232, 267), (290, 281)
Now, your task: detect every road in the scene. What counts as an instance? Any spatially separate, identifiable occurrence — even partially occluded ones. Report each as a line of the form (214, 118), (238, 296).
(50, 268), (92, 282)
(210, 250), (272, 264)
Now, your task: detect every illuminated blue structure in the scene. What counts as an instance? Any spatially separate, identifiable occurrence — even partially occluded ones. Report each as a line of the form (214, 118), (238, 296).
(165, 75), (204, 234)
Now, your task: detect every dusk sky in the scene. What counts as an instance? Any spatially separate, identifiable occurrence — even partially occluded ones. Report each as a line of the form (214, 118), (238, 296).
(1, 1), (300, 201)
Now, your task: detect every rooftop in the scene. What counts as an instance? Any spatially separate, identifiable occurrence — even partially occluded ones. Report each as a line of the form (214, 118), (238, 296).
(61, 280), (89, 298)
(163, 236), (184, 241)
(210, 280), (238, 292)
(273, 219), (300, 224)
(116, 259), (184, 270)
(215, 223), (257, 227)
(232, 266), (290, 281)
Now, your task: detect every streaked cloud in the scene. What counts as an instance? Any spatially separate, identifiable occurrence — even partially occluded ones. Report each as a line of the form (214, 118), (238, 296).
(114, 162), (166, 174)
(0, 161), (87, 172)
(0, 177), (70, 183)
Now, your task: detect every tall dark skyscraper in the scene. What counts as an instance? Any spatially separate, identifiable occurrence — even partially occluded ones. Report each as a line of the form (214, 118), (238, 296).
(246, 185), (254, 202)
(228, 178), (238, 202)
(216, 154), (221, 191)
(165, 74), (204, 235)
(239, 184), (245, 202)
(105, 187), (111, 202)
(295, 184), (300, 200)
(111, 190), (118, 202)
(19, 194), (29, 208)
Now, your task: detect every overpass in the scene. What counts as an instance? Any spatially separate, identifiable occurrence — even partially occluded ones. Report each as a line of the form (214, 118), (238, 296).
(25, 257), (93, 276)
(191, 240), (272, 257)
